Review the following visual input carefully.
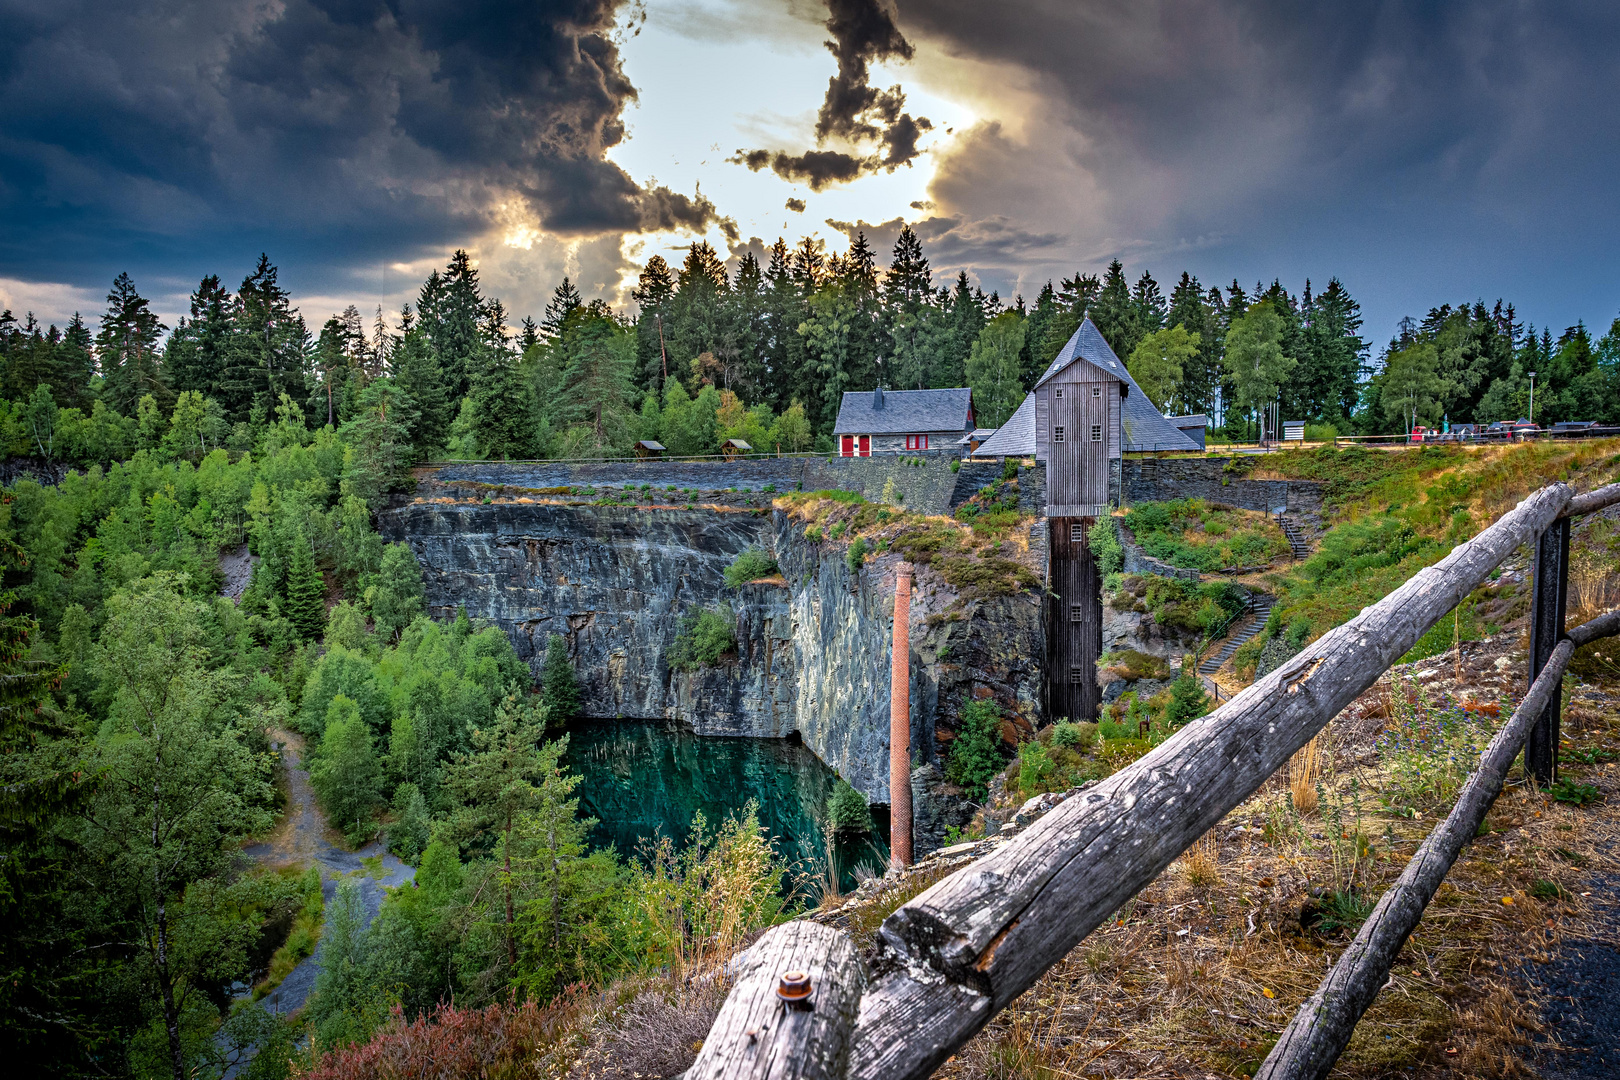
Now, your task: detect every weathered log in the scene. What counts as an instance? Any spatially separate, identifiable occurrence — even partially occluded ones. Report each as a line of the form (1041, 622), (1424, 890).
(845, 482), (1575, 1080)
(685, 921), (865, 1080)
(1562, 480), (1620, 519)
(1254, 618), (1605, 1080)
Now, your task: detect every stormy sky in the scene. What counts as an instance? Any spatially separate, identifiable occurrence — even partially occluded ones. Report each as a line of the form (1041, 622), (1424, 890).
(2, 0), (1617, 344)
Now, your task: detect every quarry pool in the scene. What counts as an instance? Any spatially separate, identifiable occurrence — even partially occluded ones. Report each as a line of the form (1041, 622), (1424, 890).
(562, 720), (889, 895)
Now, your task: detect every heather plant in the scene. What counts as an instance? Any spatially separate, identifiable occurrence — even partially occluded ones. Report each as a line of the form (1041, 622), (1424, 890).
(1376, 674), (1497, 814)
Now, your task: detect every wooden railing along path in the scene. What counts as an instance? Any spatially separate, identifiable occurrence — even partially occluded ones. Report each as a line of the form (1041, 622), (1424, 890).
(685, 480), (1620, 1080)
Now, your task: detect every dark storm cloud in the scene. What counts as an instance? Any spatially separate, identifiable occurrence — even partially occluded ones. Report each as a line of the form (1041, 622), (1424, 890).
(0, 0), (724, 289)
(897, 0), (1620, 331)
(733, 0), (932, 190)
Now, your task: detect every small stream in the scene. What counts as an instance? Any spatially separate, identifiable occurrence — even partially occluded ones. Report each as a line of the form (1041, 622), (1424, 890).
(563, 720), (889, 894)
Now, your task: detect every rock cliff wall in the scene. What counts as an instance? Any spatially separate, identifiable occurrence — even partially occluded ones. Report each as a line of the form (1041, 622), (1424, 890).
(380, 499), (1045, 820)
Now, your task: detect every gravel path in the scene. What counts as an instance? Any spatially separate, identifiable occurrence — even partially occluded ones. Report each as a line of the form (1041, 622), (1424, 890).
(1519, 871), (1620, 1077)
(241, 732), (415, 1017)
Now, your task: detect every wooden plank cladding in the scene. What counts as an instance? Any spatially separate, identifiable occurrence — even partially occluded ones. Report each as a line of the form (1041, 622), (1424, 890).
(1046, 516), (1101, 722)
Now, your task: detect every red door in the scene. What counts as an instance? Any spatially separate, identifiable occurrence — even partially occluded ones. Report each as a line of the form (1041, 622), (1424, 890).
(859, 435), (870, 457)
(841, 435), (854, 457)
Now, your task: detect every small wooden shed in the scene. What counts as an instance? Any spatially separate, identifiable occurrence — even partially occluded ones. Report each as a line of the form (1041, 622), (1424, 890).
(720, 438), (752, 461)
(634, 439), (665, 459)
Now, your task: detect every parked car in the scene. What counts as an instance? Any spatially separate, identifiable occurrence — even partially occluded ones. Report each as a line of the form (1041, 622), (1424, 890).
(1409, 425), (1432, 443)
(1550, 420), (1601, 438)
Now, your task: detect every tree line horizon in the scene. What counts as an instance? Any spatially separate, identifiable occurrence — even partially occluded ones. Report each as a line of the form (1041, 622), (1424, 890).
(4, 224), (1618, 467)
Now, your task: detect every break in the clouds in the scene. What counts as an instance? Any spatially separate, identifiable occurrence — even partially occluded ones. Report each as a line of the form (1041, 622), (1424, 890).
(732, 0), (932, 191)
(0, 0), (726, 294)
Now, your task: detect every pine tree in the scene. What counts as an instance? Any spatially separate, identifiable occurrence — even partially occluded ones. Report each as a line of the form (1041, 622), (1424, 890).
(540, 634), (583, 720)
(1040, 271), (1102, 366)
(1166, 665), (1210, 726)
(1023, 280), (1058, 386)
(1167, 272), (1222, 416)
(632, 255), (677, 392)
(220, 255), (310, 424)
(1131, 270), (1167, 336)
(541, 278), (583, 340)
(883, 224), (932, 312)
(392, 308), (450, 457)
(444, 691), (552, 967)
(95, 272), (169, 415)
(283, 536), (327, 640)
(1091, 260), (1141, 360)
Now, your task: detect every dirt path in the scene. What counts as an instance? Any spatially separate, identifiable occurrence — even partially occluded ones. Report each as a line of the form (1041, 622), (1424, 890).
(241, 730), (415, 1017)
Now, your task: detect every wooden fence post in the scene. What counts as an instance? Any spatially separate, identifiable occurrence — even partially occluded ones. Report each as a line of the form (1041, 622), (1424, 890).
(1526, 516), (1569, 785)
(685, 921), (865, 1080)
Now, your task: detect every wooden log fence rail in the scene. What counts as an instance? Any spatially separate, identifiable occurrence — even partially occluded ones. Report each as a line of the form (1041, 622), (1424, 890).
(684, 479), (1620, 1080)
(1256, 607), (1620, 1080)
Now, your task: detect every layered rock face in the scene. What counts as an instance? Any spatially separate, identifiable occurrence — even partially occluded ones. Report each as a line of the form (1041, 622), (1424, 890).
(381, 500), (1045, 819)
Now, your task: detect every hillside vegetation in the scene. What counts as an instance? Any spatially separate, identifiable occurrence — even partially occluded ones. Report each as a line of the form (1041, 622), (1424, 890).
(1232, 439), (1620, 673)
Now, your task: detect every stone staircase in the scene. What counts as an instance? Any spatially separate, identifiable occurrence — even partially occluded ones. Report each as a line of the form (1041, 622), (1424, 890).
(1198, 594), (1275, 675)
(1277, 514), (1312, 560)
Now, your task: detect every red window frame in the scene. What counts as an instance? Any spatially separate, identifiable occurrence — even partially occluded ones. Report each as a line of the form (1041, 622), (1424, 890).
(904, 434), (929, 450)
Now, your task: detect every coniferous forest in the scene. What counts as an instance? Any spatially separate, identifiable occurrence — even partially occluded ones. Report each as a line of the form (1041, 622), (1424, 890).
(1, 226), (1619, 1079)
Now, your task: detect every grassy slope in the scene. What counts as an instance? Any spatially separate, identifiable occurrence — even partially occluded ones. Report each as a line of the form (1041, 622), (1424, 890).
(1238, 440), (1620, 662)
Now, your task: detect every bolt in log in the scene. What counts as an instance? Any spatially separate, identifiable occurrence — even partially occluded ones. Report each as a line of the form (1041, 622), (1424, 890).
(683, 921), (865, 1080)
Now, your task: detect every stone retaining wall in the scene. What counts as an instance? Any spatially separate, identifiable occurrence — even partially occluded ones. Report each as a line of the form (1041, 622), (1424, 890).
(1123, 457), (1323, 522)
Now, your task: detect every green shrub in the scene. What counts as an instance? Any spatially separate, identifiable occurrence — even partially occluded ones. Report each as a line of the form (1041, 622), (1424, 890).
(761, 483), (776, 493)
(845, 536), (867, 573)
(947, 699), (1006, 801)
(828, 522), (846, 540)
(668, 606), (737, 671)
(1051, 721), (1088, 747)
(724, 547), (780, 587)
(1088, 520), (1123, 575)
(1002, 459), (1018, 480)
(827, 779), (872, 833)
(804, 524), (823, 542)
(1165, 669), (1211, 727)
(1017, 741), (1058, 794)
(950, 459), (961, 473)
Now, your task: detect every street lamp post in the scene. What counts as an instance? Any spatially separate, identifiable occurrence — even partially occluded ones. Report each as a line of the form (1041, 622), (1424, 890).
(1528, 371), (1537, 427)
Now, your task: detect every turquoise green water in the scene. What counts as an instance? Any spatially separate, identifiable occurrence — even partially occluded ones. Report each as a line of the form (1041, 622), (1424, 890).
(562, 721), (888, 894)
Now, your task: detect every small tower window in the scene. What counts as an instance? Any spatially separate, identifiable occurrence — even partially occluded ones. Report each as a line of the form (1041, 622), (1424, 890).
(1069, 665), (1086, 683)
(1054, 388), (1063, 398)
(1092, 386), (1102, 398)
(1091, 424), (1103, 442)
(1069, 522), (1084, 542)
(1053, 425), (1065, 442)
(1070, 603), (1084, 622)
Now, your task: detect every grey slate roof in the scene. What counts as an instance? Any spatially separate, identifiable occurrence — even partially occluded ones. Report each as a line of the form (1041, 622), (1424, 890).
(833, 387), (974, 436)
(958, 427), (997, 445)
(975, 319), (1200, 456)
(1167, 414), (1209, 428)
(974, 394), (1036, 457)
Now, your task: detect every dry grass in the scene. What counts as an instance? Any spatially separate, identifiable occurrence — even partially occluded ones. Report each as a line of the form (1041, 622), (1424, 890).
(1290, 733), (1323, 815)
(928, 628), (1620, 1080)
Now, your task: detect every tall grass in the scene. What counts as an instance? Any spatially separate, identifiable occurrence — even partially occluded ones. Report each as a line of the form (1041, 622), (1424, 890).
(1290, 734), (1323, 815)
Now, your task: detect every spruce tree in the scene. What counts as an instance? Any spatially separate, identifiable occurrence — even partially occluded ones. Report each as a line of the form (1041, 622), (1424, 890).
(95, 272), (169, 415)
(540, 634), (582, 720)
(883, 224), (932, 312)
(1091, 260), (1141, 360)
(283, 536), (327, 640)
